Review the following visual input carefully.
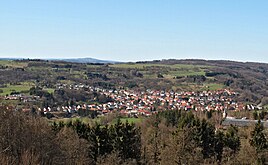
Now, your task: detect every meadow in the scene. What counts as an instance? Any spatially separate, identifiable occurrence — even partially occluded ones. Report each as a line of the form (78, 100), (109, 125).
(110, 63), (210, 79)
(50, 116), (143, 126)
(0, 82), (34, 96)
(110, 63), (211, 69)
(0, 60), (28, 68)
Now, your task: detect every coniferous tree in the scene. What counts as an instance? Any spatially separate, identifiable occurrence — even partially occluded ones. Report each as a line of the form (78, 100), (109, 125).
(98, 125), (113, 156)
(88, 124), (99, 162)
(250, 120), (268, 164)
(71, 119), (89, 139)
(121, 121), (141, 161)
(214, 131), (224, 162)
(225, 125), (240, 154)
(250, 120), (267, 152)
(110, 119), (141, 162)
(194, 119), (215, 159)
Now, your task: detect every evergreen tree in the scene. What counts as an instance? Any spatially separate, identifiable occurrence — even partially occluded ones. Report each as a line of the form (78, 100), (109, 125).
(250, 120), (267, 152)
(51, 121), (65, 133)
(88, 124), (99, 162)
(194, 119), (215, 159)
(250, 120), (268, 164)
(71, 119), (89, 139)
(98, 125), (113, 156)
(121, 121), (141, 161)
(214, 131), (224, 162)
(225, 125), (240, 154)
(110, 119), (141, 161)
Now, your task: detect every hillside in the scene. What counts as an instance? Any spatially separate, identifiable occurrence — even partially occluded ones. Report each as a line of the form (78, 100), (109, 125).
(0, 57), (119, 64)
(52, 57), (120, 64)
(0, 59), (268, 105)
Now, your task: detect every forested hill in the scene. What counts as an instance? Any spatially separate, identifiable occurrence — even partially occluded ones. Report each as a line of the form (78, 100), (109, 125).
(1, 59), (268, 105)
(52, 57), (119, 64)
(0, 57), (119, 64)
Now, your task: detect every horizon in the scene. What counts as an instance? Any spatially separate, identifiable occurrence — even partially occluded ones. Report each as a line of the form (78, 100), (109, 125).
(1, 1), (268, 62)
(1, 56), (268, 64)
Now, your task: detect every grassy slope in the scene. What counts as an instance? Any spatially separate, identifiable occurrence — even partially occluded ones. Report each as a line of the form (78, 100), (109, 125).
(113, 117), (143, 124)
(110, 63), (225, 91)
(0, 60), (225, 96)
(50, 117), (143, 125)
(110, 63), (211, 69)
(0, 82), (34, 96)
(111, 63), (210, 79)
(0, 60), (28, 68)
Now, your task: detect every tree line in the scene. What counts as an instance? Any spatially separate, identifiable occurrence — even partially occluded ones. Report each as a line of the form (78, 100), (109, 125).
(0, 107), (268, 164)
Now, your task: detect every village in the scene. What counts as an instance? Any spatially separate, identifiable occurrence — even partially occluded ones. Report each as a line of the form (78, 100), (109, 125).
(1, 83), (261, 120)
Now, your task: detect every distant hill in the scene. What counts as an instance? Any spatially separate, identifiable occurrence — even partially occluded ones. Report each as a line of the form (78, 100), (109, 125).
(0, 57), (120, 64)
(52, 58), (120, 64)
(0, 58), (24, 61)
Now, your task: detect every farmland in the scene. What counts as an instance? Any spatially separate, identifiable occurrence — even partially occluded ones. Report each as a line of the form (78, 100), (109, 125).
(0, 82), (34, 96)
(1, 59), (268, 105)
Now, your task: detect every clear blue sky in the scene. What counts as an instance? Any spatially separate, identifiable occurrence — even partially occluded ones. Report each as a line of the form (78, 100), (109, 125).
(0, 0), (268, 62)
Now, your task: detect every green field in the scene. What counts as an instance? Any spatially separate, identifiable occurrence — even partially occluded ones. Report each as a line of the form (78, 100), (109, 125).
(110, 63), (210, 78)
(43, 88), (55, 94)
(50, 117), (143, 126)
(0, 99), (19, 105)
(166, 70), (206, 77)
(0, 60), (28, 68)
(200, 83), (225, 91)
(0, 82), (34, 96)
(110, 63), (211, 69)
(52, 117), (95, 124)
(114, 117), (143, 124)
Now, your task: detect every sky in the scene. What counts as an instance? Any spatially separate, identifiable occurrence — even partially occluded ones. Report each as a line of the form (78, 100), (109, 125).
(0, 0), (268, 62)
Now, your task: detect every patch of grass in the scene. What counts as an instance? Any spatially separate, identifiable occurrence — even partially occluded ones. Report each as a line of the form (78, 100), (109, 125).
(109, 63), (211, 79)
(0, 60), (28, 68)
(0, 99), (19, 105)
(200, 83), (225, 91)
(110, 63), (209, 79)
(112, 117), (143, 124)
(87, 64), (103, 68)
(110, 63), (167, 69)
(44, 88), (55, 94)
(27, 66), (51, 71)
(110, 63), (211, 69)
(139, 71), (157, 78)
(49, 117), (143, 127)
(51, 117), (96, 124)
(0, 82), (34, 96)
(166, 70), (206, 77)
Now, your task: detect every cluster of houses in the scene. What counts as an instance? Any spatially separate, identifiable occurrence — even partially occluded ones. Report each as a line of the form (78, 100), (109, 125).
(1, 94), (40, 102)
(37, 84), (262, 118)
(1, 83), (262, 119)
